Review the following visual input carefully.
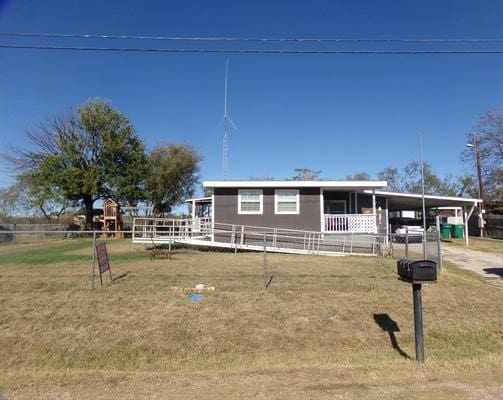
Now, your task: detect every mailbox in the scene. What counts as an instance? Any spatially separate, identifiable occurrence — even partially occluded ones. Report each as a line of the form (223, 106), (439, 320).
(397, 259), (437, 282)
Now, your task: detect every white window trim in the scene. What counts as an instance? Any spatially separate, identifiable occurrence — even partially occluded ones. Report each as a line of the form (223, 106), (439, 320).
(238, 189), (263, 215)
(274, 189), (300, 215)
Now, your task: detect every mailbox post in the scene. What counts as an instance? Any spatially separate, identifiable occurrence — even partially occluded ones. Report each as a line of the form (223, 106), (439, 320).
(412, 283), (424, 363)
(397, 259), (437, 364)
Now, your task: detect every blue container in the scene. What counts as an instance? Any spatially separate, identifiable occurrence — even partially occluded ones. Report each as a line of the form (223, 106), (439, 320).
(188, 293), (203, 301)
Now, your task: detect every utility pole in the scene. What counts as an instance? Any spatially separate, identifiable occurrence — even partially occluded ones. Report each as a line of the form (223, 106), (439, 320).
(475, 136), (484, 202)
(467, 133), (484, 237)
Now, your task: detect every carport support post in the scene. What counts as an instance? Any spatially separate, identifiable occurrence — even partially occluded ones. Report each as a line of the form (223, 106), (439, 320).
(464, 208), (469, 246)
(412, 283), (425, 364)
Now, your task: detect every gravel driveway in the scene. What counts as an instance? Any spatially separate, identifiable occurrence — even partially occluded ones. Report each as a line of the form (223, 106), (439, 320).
(442, 242), (503, 279)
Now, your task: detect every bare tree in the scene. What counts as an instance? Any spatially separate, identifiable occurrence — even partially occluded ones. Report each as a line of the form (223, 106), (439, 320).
(462, 108), (503, 201)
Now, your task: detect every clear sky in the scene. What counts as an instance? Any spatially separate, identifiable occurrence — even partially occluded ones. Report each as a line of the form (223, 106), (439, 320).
(0, 0), (502, 194)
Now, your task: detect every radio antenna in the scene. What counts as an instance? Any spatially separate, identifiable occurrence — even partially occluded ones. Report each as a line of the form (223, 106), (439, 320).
(222, 58), (237, 177)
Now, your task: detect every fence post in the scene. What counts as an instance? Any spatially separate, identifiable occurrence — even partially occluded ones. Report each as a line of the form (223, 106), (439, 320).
(91, 230), (96, 290)
(263, 233), (270, 289)
(230, 225), (236, 246)
(405, 228), (409, 258)
(435, 216), (442, 272)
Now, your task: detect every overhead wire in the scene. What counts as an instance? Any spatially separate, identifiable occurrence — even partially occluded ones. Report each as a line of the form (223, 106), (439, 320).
(1, 44), (502, 55)
(1, 32), (503, 43)
(1, 31), (502, 55)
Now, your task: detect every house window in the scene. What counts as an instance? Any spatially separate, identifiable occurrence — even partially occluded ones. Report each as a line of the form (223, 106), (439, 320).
(238, 190), (263, 214)
(275, 189), (299, 214)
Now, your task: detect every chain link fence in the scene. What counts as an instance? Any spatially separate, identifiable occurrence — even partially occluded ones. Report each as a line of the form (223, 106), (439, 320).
(0, 223), (442, 292)
(387, 229), (442, 269)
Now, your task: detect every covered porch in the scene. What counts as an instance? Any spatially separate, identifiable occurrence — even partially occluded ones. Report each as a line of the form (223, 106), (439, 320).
(322, 190), (383, 234)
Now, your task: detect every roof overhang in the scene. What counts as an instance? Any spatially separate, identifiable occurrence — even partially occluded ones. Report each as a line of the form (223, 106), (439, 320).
(184, 197), (212, 204)
(203, 180), (388, 190)
(364, 190), (482, 211)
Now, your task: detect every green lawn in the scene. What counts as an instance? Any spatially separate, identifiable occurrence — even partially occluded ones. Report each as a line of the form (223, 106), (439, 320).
(0, 239), (501, 399)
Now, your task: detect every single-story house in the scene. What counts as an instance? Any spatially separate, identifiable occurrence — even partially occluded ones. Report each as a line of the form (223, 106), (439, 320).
(131, 180), (482, 255)
(201, 180), (482, 240)
(203, 180), (389, 235)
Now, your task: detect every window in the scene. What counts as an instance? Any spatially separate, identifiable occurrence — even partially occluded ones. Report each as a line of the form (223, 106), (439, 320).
(238, 190), (263, 214)
(275, 189), (299, 214)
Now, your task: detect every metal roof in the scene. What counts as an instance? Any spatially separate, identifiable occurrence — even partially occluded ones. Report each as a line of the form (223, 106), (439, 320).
(203, 180), (387, 190)
(364, 190), (482, 211)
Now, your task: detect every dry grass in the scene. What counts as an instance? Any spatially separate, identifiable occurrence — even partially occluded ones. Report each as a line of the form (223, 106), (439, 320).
(0, 239), (502, 399)
(447, 237), (503, 253)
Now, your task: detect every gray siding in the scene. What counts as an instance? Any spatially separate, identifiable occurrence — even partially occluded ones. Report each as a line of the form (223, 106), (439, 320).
(214, 187), (321, 231)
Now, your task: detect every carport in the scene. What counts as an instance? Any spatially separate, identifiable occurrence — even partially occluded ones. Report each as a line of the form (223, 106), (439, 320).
(363, 190), (483, 244)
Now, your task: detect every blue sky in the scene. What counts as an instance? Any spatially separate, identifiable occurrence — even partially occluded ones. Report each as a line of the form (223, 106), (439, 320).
(0, 0), (502, 194)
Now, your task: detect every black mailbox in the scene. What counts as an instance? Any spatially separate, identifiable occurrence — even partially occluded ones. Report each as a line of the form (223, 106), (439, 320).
(397, 259), (437, 282)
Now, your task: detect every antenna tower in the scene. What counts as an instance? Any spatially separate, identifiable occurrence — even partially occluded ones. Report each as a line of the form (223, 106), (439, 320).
(222, 59), (237, 177)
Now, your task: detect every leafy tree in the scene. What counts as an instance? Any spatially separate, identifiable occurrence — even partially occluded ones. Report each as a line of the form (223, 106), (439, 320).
(0, 182), (62, 221)
(249, 175), (275, 181)
(455, 175), (479, 198)
(461, 107), (503, 201)
(377, 161), (460, 196)
(402, 161), (458, 196)
(345, 172), (371, 181)
(0, 185), (21, 221)
(377, 167), (401, 192)
(291, 168), (321, 181)
(145, 144), (201, 216)
(5, 99), (148, 227)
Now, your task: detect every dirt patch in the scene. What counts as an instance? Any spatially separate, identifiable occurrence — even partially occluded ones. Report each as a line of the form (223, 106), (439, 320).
(442, 243), (503, 280)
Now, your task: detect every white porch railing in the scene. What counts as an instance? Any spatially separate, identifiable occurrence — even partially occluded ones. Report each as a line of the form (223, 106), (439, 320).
(324, 214), (377, 233)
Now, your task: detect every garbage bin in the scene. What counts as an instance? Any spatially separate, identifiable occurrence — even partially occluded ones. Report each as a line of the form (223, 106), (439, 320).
(452, 224), (464, 239)
(440, 224), (452, 240)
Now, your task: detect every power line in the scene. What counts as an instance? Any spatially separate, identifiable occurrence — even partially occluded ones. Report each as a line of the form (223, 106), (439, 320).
(1, 32), (503, 43)
(1, 44), (503, 54)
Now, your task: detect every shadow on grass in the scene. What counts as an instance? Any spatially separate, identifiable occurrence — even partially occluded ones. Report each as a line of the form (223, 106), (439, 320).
(373, 313), (412, 359)
(483, 267), (503, 277)
(112, 271), (130, 283)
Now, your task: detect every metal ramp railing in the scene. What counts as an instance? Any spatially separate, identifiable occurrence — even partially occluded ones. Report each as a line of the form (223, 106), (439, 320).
(132, 217), (384, 256)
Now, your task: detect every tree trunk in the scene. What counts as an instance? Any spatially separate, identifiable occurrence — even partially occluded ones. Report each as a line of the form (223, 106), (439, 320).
(83, 195), (94, 230)
(39, 206), (51, 221)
